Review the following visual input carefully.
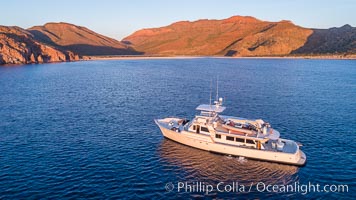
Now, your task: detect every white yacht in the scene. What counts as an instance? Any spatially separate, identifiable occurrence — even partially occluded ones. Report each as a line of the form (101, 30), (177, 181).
(155, 98), (306, 166)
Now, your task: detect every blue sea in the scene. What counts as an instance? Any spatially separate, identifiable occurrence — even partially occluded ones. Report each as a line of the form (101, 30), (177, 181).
(0, 58), (355, 199)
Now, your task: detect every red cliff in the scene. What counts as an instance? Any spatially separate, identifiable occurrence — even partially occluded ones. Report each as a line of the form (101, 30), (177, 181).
(0, 26), (78, 65)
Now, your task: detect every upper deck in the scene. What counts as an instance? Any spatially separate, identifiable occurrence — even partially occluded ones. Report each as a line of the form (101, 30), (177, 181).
(196, 104), (226, 113)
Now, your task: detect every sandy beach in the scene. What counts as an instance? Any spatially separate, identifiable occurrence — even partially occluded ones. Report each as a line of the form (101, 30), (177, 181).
(84, 54), (356, 61)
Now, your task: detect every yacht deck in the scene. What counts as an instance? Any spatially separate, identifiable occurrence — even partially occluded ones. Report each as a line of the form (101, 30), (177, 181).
(263, 140), (298, 153)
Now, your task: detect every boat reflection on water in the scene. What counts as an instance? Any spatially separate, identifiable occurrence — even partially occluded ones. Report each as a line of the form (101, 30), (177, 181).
(158, 139), (299, 189)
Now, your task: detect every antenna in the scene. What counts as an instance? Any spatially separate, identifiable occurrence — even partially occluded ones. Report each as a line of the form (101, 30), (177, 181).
(209, 79), (212, 107)
(216, 76), (219, 101)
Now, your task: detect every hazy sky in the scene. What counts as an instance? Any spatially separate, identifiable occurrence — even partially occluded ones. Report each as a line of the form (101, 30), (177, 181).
(1, 0), (355, 40)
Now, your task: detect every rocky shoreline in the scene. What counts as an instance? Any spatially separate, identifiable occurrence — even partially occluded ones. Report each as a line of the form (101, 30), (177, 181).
(2, 54), (356, 66)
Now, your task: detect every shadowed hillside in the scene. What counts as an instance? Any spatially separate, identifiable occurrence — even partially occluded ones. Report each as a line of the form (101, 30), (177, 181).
(292, 24), (356, 55)
(28, 22), (142, 56)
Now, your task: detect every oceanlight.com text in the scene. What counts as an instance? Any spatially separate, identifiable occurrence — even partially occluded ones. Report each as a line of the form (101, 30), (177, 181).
(165, 181), (348, 195)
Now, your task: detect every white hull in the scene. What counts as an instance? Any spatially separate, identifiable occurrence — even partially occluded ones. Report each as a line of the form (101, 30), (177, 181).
(155, 120), (306, 166)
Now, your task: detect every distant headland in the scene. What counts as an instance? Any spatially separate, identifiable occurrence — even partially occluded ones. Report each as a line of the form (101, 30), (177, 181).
(1, 16), (355, 65)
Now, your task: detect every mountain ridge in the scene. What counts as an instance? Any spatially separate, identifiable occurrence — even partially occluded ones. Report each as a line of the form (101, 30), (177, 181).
(1, 16), (355, 65)
(123, 15), (355, 57)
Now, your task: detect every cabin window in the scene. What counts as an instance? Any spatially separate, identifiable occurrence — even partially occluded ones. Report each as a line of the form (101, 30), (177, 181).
(246, 139), (255, 144)
(201, 127), (209, 133)
(215, 134), (221, 139)
(192, 125), (196, 130)
(226, 136), (234, 141)
(236, 138), (245, 143)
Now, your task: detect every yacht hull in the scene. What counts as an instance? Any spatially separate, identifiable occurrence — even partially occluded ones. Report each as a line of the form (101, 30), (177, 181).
(155, 120), (306, 166)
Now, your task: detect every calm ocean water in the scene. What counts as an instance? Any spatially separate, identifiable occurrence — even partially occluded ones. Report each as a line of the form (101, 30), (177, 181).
(0, 58), (355, 199)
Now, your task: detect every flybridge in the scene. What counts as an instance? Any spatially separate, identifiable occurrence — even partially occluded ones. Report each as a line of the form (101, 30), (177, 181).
(197, 88), (225, 113)
(196, 104), (226, 113)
